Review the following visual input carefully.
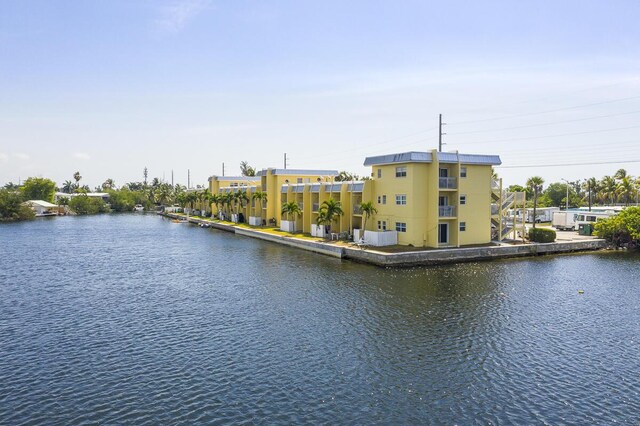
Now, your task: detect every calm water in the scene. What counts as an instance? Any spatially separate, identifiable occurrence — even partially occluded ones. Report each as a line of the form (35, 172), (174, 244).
(1, 215), (638, 424)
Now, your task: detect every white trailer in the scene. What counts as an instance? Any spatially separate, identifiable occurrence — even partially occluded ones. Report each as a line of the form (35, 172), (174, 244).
(552, 211), (578, 231)
(525, 207), (560, 223)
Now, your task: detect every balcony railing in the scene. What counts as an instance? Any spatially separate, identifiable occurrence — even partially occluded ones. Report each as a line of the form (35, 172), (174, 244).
(439, 177), (457, 189)
(491, 204), (499, 215)
(439, 206), (456, 217)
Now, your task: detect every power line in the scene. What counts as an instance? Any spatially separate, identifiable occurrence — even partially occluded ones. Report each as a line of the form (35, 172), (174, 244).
(447, 110), (640, 136)
(497, 159), (640, 169)
(451, 124), (640, 145)
(449, 95), (640, 126)
(454, 79), (636, 115)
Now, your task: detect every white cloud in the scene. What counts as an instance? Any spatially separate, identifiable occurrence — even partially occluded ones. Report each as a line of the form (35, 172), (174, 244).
(73, 152), (91, 160)
(14, 153), (30, 160)
(155, 0), (210, 33)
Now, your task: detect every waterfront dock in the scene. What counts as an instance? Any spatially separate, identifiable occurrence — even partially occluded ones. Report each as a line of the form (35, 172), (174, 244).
(161, 213), (607, 267)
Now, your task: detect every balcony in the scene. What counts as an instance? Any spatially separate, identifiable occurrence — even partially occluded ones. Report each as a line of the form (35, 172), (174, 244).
(439, 206), (456, 217)
(491, 204), (499, 215)
(312, 203), (319, 212)
(353, 204), (361, 214)
(439, 177), (457, 189)
(297, 202), (304, 210)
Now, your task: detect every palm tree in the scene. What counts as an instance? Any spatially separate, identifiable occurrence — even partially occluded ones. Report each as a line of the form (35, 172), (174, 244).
(156, 184), (172, 206)
(102, 178), (115, 190)
(208, 193), (219, 217)
(526, 176), (544, 229)
(234, 189), (249, 215)
(614, 168), (628, 181)
(317, 198), (344, 233)
(601, 176), (617, 205)
(617, 176), (634, 206)
(196, 189), (210, 214)
(73, 172), (82, 189)
(359, 201), (377, 232)
(240, 161), (256, 176)
(62, 180), (75, 194)
(251, 190), (267, 218)
(185, 191), (198, 211)
(281, 201), (302, 222)
(221, 192), (234, 219)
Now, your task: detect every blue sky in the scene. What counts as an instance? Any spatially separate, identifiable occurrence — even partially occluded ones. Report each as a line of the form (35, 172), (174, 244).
(1, 0), (639, 188)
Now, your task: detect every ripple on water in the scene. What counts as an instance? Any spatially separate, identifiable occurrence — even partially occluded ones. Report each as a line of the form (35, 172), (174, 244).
(0, 215), (639, 424)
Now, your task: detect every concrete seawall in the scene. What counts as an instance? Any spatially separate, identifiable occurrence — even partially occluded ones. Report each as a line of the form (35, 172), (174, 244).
(160, 213), (607, 267)
(343, 239), (607, 267)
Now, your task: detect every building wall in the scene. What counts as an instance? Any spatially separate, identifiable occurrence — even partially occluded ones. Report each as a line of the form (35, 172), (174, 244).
(458, 165), (492, 245)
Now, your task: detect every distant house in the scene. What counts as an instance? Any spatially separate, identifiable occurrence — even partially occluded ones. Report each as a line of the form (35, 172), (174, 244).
(22, 200), (59, 216)
(54, 192), (110, 203)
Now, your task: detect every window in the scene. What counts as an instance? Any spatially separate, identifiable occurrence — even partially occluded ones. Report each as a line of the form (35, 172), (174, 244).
(377, 196), (381, 203)
(377, 220), (387, 231)
(377, 195), (387, 204)
(460, 167), (467, 178)
(460, 222), (466, 231)
(395, 194), (407, 205)
(395, 166), (407, 177)
(396, 222), (407, 232)
(377, 169), (382, 178)
(297, 178), (303, 183)
(460, 195), (466, 205)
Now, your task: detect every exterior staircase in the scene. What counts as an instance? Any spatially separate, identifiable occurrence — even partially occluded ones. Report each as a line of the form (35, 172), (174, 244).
(491, 178), (526, 242)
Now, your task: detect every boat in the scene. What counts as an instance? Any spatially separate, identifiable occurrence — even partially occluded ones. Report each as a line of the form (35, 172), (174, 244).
(133, 204), (144, 212)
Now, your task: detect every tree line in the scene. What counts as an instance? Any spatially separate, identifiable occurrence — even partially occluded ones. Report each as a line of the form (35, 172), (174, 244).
(509, 168), (639, 209)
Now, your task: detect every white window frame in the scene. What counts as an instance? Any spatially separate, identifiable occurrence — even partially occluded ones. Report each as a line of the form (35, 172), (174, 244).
(460, 195), (467, 205)
(395, 194), (407, 205)
(396, 222), (407, 232)
(460, 222), (466, 232)
(377, 169), (382, 178)
(460, 167), (467, 178)
(395, 166), (407, 178)
(377, 220), (387, 231)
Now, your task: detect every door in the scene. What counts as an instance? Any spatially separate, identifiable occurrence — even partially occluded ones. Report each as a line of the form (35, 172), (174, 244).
(438, 223), (449, 244)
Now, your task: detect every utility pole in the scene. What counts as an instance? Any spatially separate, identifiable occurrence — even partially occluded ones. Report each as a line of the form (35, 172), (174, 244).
(222, 163), (225, 177)
(284, 153), (288, 169)
(561, 178), (569, 210)
(438, 114), (446, 152)
(588, 180), (592, 212)
(171, 170), (174, 187)
(188, 169), (190, 189)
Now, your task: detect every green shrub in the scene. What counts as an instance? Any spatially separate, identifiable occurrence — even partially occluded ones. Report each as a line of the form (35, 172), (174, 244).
(529, 227), (556, 243)
(69, 195), (109, 215)
(594, 206), (640, 247)
(0, 189), (35, 222)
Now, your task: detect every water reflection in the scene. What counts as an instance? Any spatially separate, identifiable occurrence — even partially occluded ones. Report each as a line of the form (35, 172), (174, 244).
(0, 215), (638, 424)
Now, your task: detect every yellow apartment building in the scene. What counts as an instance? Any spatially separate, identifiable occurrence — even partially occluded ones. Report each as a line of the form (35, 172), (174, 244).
(207, 149), (511, 248)
(362, 150), (500, 247)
